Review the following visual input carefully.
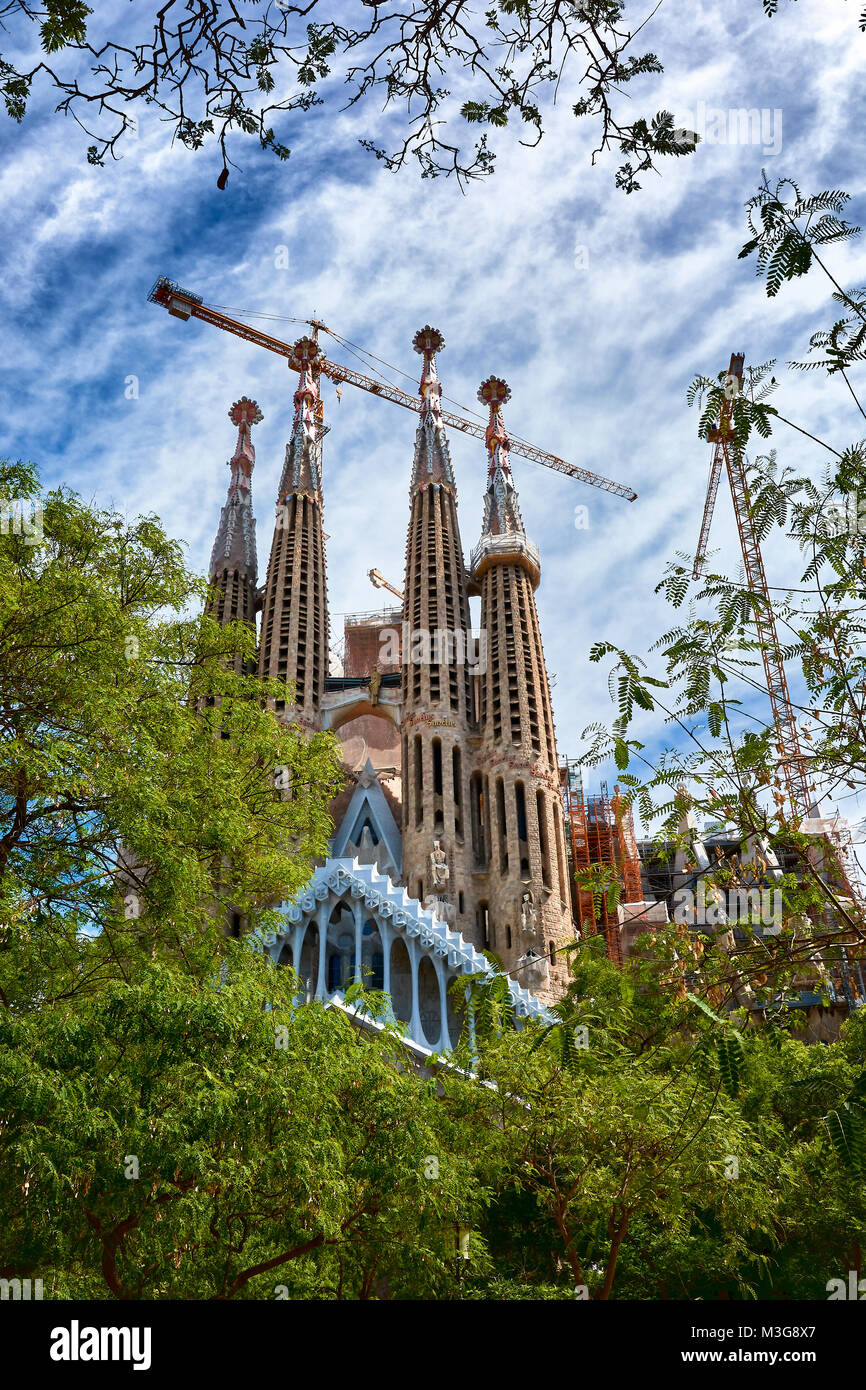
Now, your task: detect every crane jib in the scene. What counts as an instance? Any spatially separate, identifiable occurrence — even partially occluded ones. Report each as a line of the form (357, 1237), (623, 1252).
(147, 278), (638, 503)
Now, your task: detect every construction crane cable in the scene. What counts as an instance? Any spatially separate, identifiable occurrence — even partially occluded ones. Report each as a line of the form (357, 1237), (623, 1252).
(200, 294), (609, 471)
(327, 336), (408, 395)
(204, 302), (310, 327)
(148, 278), (637, 501)
(204, 302), (501, 427)
(326, 327), (491, 425)
(326, 329), (420, 386)
(211, 300), (847, 462)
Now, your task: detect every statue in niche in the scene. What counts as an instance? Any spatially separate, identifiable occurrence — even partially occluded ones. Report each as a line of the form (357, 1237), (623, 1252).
(520, 891), (537, 938)
(430, 838), (449, 890)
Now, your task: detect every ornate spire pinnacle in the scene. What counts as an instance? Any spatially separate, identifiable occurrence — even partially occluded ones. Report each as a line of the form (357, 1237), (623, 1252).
(228, 395), (261, 487)
(478, 376), (526, 538)
(414, 325), (445, 409)
(209, 397), (261, 577)
(409, 325), (455, 491)
(278, 336), (324, 504)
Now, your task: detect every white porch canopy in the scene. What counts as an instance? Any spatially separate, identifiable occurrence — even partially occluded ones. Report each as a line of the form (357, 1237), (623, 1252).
(264, 858), (549, 1052)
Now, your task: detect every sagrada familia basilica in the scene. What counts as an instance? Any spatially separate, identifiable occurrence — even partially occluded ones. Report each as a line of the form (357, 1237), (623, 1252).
(204, 328), (575, 1046)
(189, 295), (865, 1050)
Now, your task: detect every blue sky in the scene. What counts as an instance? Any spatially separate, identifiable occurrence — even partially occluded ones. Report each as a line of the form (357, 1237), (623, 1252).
(1, 0), (865, 841)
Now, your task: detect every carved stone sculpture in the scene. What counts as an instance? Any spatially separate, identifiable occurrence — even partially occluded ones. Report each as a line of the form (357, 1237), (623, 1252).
(430, 838), (449, 890)
(520, 891), (537, 937)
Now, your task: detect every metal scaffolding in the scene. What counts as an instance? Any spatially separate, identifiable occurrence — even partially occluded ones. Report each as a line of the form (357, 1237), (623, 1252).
(560, 763), (643, 967)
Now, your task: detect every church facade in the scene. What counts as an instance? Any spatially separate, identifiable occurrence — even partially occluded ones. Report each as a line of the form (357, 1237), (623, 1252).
(206, 328), (578, 1028)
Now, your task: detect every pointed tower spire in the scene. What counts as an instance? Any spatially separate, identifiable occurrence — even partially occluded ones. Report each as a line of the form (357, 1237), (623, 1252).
(469, 377), (574, 1001)
(472, 376), (536, 580)
(258, 338), (330, 727)
(478, 376), (527, 538)
(400, 327), (475, 934)
(278, 335), (324, 502)
(205, 397), (262, 674)
(409, 326), (456, 492)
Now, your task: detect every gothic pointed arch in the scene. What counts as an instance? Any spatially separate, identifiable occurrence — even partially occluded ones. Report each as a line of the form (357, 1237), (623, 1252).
(331, 759), (403, 878)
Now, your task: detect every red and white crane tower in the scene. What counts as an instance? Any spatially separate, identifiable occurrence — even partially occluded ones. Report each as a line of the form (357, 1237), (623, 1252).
(693, 352), (812, 820)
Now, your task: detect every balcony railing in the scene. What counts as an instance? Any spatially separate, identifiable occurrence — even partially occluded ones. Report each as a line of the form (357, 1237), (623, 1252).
(469, 533), (540, 577)
(343, 605), (403, 628)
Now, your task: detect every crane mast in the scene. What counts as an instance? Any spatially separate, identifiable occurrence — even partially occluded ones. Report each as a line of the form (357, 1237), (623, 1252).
(147, 277), (637, 503)
(694, 353), (811, 820)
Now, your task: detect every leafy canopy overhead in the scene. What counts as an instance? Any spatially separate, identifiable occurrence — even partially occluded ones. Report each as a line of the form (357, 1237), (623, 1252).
(0, 0), (703, 188)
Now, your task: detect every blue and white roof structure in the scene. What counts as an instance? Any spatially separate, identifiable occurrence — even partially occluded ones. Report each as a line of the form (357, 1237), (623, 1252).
(262, 857), (551, 1053)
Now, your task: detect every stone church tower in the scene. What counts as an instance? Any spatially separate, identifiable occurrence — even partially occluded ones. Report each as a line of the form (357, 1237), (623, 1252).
(399, 329), (476, 934)
(468, 377), (574, 1000)
(257, 338), (329, 729)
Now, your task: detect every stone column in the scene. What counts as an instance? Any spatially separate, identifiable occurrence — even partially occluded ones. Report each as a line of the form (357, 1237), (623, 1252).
(352, 899), (364, 985)
(292, 923), (304, 981)
(409, 939), (422, 1043)
(435, 957), (452, 1053)
(315, 899), (329, 999)
(382, 924), (392, 997)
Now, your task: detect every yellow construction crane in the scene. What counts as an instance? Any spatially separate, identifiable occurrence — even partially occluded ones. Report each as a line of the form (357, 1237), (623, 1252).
(147, 277), (638, 503)
(693, 352), (811, 819)
(368, 569), (404, 602)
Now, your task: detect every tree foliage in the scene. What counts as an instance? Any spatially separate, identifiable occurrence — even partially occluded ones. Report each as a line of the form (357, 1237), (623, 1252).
(4, 905), (866, 1299)
(0, 457), (342, 966)
(0, 0), (700, 187)
(1, 944), (499, 1298)
(581, 174), (866, 1012)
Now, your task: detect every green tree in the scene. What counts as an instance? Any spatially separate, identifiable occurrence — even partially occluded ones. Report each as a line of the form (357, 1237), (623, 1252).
(0, 944), (500, 1298)
(0, 462), (504, 1299)
(451, 945), (774, 1300)
(0, 457), (342, 989)
(458, 939), (866, 1300)
(580, 173), (866, 1007)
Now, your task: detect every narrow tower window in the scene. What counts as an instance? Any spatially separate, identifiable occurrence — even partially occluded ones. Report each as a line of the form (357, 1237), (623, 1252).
(432, 737), (444, 833)
(515, 781), (530, 879)
(452, 746), (463, 840)
(477, 902), (490, 949)
(515, 782), (527, 841)
(496, 778), (508, 874)
(471, 771), (487, 869)
(537, 790), (552, 890)
(432, 738), (443, 795)
(414, 736), (424, 827)
(555, 805), (568, 906)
